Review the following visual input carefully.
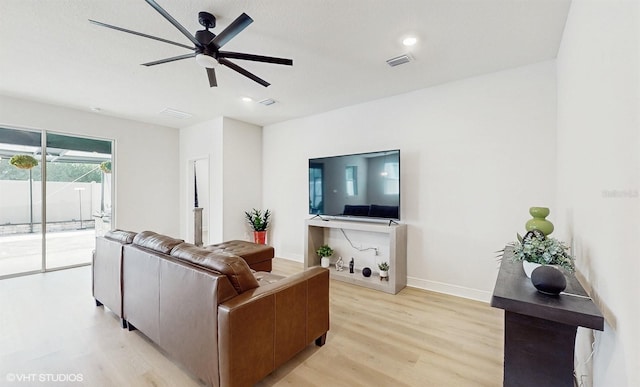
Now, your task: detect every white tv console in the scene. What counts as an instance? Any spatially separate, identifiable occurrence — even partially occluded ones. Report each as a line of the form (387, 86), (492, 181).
(304, 218), (407, 294)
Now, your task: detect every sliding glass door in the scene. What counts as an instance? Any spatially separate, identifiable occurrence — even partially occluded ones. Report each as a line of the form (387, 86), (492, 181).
(44, 133), (113, 270)
(0, 128), (43, 277)
(0, 128), (113, 278)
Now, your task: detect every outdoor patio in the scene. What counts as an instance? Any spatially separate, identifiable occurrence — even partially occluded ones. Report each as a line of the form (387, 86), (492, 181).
(0, 229), (95, 277)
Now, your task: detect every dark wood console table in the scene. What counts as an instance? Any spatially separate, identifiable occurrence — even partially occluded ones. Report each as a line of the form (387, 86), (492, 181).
(491, 248), (604, 387)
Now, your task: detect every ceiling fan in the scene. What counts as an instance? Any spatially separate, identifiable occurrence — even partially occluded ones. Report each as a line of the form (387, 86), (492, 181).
(89, 0), (293, 87)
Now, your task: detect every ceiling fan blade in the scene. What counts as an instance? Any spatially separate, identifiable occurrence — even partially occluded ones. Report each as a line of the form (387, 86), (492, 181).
(144, 0), (200, 47)
(219, 58), (270, 87)
(89, 19), (194, 50)
(142, 53), (195, 66)
(206, 68), (218, 87)
(218, 51), (293, 66)
(211, 13), (253, 49)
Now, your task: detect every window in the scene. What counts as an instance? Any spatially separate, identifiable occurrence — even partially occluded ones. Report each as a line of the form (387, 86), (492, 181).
(383, 162), (399, 195)
(309, 164), (323, 214)
(345, 166), (358, 196)
(0, 127), (113, 278)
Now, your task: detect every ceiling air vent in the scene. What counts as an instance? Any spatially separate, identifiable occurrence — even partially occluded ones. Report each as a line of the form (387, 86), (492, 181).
(258, 98), (277, 106)
(386, 54), (412, 67)
(159, 108), (193, 119)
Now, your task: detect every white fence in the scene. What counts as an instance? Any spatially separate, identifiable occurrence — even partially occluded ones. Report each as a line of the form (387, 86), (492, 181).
(0, 180), (107, 224)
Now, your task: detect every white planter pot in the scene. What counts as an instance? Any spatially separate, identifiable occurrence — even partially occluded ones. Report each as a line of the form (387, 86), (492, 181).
(379, 270), (388, 281)
(321, 257), (330, 268)
(522, 261), (541, 278)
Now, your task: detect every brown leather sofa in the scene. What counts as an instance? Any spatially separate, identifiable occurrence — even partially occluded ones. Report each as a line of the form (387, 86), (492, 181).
(204, 240), (274, 272)
(94, 230), (329, 387)
(92, 229), (137, 328)
(92, 232), (275, 324)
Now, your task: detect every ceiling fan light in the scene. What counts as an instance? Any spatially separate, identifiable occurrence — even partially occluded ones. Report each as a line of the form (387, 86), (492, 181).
(196, 53), (218, 68)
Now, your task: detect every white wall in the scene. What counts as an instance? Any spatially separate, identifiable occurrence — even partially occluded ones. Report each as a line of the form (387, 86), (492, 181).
(221, 117), (263, 241)
(179, 116), (262, 243)
(179, 117), (223, 242)
(264, 61), (558, 301)
(556, 1), (639, 386)
(0, 96), (180, 236)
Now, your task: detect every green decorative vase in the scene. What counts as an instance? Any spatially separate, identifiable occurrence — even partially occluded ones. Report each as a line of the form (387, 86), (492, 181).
(525, 207), (554, 236)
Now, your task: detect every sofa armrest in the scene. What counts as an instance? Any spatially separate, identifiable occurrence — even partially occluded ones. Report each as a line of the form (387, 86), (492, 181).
(217, 267), (329, 387)
(93, 236), (127, 319)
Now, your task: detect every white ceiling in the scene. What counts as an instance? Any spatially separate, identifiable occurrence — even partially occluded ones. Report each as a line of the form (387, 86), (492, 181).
(0, 0), (571, 128)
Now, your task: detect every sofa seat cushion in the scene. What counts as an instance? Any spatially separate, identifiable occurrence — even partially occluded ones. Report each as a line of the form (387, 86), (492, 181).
(133, 231), (184, 254)
(171, 243), (259, 293)
(204, 240), (275, 271)
(105, 229), (137, 244)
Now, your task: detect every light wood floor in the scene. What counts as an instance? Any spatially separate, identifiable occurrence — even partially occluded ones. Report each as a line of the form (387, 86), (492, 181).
(0, 258), (504, 386)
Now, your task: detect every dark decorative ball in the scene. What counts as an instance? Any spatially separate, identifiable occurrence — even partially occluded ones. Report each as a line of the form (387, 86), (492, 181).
(531, 266), (567, 295)
(362, 267), (372, 277)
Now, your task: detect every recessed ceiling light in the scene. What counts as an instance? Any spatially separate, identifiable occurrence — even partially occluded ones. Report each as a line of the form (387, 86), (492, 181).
(90, 107), (102, 113)
(402, 36), (417, 47)
(241, 97), (253, 102)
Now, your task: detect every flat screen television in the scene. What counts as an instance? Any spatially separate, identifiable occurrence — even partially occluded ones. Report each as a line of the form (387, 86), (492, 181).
(309, 149), (400, 221)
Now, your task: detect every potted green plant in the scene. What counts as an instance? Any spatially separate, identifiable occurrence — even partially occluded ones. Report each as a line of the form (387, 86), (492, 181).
(9, 154), (38, 170)
(100, 161), (112, 173)
(505, 230), (575, 278)
(378, 261), (389, 281)
(244, 209), (271, 244)
(316, 244), (334, 268)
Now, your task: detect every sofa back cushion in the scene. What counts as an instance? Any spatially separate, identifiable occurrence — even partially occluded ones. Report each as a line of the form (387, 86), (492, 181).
(171, 243), (259, 294)
(368, 204), (399, 219)
(133, 231), (184, 254)
(105, 229), (137, 244)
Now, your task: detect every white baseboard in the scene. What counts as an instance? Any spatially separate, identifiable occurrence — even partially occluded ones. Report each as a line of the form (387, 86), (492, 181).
(407, 276), (492, 303)
(277, 255), (493, 303)
(277, 252), (303, 262)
